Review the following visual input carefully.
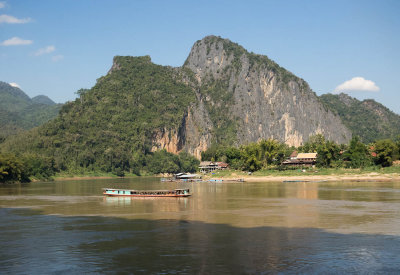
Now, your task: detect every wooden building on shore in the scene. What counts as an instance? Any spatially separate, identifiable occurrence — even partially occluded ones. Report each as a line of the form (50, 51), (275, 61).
(199, 161), (229, 173)
(282, 152), (317, 167)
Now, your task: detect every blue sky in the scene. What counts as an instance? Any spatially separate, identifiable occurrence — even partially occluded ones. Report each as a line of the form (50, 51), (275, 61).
(1, 0), (399, 114)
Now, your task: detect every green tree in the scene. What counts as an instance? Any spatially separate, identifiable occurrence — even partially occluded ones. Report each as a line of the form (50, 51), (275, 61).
(373, 139), (397, 167)
(0, 153), (29, 183)
(178, 151), (200, 173)
(22, 153), (57, 180)
(394, 135), (400, 161)
(315, 140), (340, 168)
(146, 150), (181, 174)
(240, 143), (262, 172)
(342, 136), (371, 168)
(259, 139), (290, 167)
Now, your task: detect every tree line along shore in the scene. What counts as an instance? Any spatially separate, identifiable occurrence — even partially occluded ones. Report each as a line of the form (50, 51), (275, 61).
(1, 134), (400, 184)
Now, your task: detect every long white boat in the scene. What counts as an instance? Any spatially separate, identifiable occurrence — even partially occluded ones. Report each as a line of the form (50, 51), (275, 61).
(103, 188), (191, 197)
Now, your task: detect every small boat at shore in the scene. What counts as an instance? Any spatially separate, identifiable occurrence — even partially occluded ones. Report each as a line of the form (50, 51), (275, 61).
(103, 188), (191, 197)
(161, 177), (245, 183)
(208, 178), (245, 183)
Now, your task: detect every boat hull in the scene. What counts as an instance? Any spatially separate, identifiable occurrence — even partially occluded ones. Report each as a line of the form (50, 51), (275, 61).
(102, 188), (191, 197)
(103, 192), (191, 197)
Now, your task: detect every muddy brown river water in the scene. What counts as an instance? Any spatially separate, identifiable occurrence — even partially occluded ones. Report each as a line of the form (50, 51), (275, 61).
(1, 177), (400, 273)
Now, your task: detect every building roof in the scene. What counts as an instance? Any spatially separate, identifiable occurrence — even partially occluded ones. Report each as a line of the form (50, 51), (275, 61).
(216, 162), (229, 167)
(290, 151), (298, 158)
(297, 153), (317, 159)
(178, 174), (201, 179)
(199, 161), (218, 167)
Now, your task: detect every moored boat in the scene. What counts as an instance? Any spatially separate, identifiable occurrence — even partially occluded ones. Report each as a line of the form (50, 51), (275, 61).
(103, 188), (191, 197)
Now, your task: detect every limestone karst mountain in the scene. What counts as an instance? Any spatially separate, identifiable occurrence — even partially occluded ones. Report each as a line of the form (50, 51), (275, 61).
(1, 36), (352, 169)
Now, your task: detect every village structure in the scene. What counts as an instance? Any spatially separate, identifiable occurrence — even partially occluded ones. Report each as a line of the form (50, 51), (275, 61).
(197, 153), (318, 173)
(199, 161), (229, 173)
(281, 152), (318, 167)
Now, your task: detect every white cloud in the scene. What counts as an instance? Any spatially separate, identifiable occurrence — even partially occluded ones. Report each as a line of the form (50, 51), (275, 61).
(334, 77), (380, 93)
(0, 14), (31, 24)
(9, 82), (20, 88)
(1, 37), (33, 46)
(0, 2), (5, 9)
(34, 45), (55, 56)
(52, 55), (64, 62)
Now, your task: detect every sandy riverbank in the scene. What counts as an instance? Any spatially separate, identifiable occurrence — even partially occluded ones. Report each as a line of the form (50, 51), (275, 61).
(52, 173), (400, 183)
(226, 173), (400, 182)
(53, 176), (128, 181)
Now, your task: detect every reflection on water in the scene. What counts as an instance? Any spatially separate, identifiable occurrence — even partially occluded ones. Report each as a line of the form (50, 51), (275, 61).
(103, 196), (190, 211)
(1, 178), (400, 273)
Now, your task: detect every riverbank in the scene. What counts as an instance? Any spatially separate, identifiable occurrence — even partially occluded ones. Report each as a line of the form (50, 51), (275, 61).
(203, 166), (400, 182)
(52, 175), (400, 183)
(41, 165), (400, 182)
(240, 173), (400, 182)
(53, 172), (139, 181)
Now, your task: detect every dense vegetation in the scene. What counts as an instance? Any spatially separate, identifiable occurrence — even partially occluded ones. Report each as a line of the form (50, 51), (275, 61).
(201, 134), (400, 172)
(0, 152), (57, 183)
(0, 149), (199, 183)
(2, 133), (398, 183)
(0, 81), (61, 141)
(0, 56), (199, 180)
(320, 93), (400, 143)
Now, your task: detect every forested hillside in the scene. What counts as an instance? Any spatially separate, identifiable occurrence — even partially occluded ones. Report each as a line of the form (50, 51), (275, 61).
(0, 56), (199, 174)
(0, 81), (61, 142)
(320, 93), (400, 143)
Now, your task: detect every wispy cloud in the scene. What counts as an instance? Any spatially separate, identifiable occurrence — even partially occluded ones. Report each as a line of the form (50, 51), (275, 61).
(34, 45), (55, 56)
(0, 2), (5, 9)
(0, 14), (31, 24)
(334, 77), (380, 93)
(9, 82), (20, 88)
(52, 55), (64, 62)
(1, 36), (33, 46)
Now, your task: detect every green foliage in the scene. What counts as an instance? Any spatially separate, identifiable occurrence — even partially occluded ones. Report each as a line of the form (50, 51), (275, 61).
(240, 142), (263, 172)
(394, 135), (400, 160)
(0, 153), (29, 183)
(373, 139), (397, 167)
(201, 139), (291, 172)
(201, 134), (399, 172)
(22, 153), (58, 180)
(0, 81), (61, 140)
(112, 167), (125, 177)
(0, 81), (31, 112)
(320, 93), (400, 143)
(178, 151), (200, 173)
(342, 136), (372, 168)
(299, 134), (341, 168)
(1, 56), (197, 175)
(145, 150), (199, 174)
(199, 77), (238, 146)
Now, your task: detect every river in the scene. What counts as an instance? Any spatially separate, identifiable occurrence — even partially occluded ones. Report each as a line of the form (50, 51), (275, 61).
(1, 178), (400, 273)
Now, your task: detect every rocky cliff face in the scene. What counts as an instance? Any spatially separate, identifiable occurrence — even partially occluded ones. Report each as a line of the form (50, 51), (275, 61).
(176, 36), (351, 153)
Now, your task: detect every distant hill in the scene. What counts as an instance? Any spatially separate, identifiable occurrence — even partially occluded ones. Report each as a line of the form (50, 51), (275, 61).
(0, 81), (61, 142)
(0, 82), (32, 112)
(32, 95), (56, 105)
(319, 93), (400, 143)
